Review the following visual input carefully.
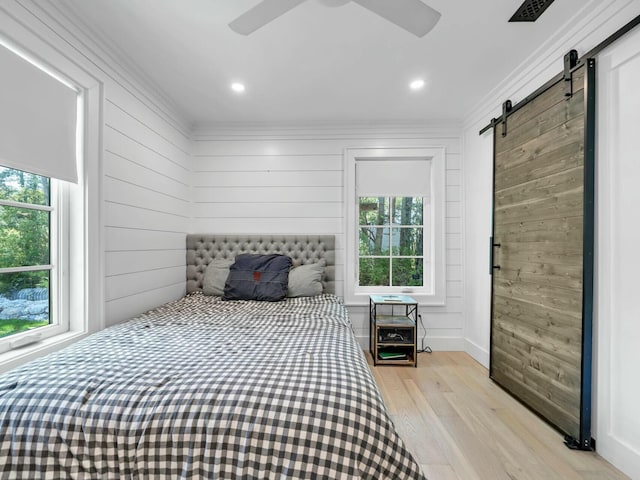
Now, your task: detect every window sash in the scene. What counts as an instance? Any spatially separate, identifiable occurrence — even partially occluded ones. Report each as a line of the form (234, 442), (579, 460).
(0, 199), (53, 212)
(0, 177), (68, 351)
(358, 195), (426, 288)
(356, 204), (430, 289)
(0, 265), (52, 274)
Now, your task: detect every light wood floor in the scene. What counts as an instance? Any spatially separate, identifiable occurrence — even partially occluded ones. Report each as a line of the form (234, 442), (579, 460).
(367, 351), (629, 480)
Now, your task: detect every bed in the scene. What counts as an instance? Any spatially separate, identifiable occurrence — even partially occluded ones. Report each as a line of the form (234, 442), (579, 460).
(0, 235), (426, 479)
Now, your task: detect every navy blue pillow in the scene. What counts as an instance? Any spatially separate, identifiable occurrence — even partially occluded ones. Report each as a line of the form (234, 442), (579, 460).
(223, 254), (292, 301)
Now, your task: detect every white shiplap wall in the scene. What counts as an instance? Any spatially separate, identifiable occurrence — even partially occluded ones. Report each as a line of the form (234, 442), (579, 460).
(103, 100), (190, 326)
(4, 0), (192, 328)
(191, 125), (464, 348)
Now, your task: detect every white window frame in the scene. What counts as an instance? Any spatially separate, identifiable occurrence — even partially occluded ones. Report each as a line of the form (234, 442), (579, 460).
(0, 176), (70, 352)
(0, 29), (103, 372)
(345, 147), (446, 305)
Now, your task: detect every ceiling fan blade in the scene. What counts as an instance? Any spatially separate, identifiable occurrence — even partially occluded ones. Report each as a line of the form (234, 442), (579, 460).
(229, 0), (307, 35)
(353, 0), (441, 37)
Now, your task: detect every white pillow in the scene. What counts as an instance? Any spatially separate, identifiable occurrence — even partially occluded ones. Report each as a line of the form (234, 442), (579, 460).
(287, 263), (324, 297)
(202, 258), (234, 296)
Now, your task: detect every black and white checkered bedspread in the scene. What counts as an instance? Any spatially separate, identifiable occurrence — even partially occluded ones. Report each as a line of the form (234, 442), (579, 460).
(0, 293), (426, 479)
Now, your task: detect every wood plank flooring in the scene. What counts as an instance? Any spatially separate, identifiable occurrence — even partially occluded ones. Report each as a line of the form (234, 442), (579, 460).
(366, 351), (628, 480)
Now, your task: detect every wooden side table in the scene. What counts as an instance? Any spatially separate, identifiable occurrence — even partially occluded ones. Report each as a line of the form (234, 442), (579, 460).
(369, 295), (418, 367)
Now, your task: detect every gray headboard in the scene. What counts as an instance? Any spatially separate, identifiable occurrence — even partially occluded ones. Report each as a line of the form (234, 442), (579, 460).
(186, 234), (336, 295)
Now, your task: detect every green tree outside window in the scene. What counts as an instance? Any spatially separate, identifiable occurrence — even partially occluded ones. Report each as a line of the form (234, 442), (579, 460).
(358, 196), (425, 288)
(0, 166), (51, 337)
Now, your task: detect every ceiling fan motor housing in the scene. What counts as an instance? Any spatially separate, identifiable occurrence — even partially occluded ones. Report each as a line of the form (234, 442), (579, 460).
(318, 0), (351, 7)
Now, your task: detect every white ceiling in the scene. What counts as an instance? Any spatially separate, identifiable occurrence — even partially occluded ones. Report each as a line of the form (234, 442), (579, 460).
(60, 0), (592, 126)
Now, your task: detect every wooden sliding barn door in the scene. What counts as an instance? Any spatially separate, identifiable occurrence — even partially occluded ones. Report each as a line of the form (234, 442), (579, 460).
(490, 61), (595, 448)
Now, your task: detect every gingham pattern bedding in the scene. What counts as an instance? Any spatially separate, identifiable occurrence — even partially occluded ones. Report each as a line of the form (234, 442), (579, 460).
(0, 293), (426, 479)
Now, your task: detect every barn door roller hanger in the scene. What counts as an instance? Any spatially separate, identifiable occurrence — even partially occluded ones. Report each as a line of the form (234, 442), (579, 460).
(485, 48), (578, 138)
(564, 49), (579, 97)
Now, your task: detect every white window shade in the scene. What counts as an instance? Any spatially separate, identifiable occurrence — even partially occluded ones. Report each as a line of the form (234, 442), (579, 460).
(356, 158), (431, 197)
(0, 44), (78, 183)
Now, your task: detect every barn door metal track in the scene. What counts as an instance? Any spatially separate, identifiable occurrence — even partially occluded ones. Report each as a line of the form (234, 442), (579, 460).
(479, 14), (640, 136)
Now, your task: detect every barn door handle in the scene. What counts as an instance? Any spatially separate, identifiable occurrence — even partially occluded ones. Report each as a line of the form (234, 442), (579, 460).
(490, 237), (501, 275)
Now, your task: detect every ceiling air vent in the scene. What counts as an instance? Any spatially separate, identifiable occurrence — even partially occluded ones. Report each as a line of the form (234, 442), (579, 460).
(509, 0), (556, 22)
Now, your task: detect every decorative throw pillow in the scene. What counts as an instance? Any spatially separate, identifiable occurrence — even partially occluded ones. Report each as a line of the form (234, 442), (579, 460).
(287, 263), (324, 297)
(202, 258), (234, 296)
(223, 254), (292, 301)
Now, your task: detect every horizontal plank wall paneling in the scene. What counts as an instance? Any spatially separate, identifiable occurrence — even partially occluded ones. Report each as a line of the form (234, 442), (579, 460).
(103, 98), (190, 325)
(105, 228), (185, 253)
(191, 126), (464, 348)
(6, 1), (192, 328)
(96, 51), (190, 325)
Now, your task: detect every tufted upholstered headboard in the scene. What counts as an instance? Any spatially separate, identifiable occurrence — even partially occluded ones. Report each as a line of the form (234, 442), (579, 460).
(186, 235), (335, 295)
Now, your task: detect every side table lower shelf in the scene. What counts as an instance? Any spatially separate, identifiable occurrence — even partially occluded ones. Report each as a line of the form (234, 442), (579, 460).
(376, 344), (416, 365)
(375, 345), (416, 365)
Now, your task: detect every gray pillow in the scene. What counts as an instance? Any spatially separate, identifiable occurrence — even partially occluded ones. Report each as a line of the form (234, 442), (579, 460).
(202, 258), (234, 296)
(287, 263), (324, 297)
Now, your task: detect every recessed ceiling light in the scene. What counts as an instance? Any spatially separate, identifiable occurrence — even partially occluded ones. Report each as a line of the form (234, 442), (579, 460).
(231, 82), (246, 93)
(410, 79), (425, 91)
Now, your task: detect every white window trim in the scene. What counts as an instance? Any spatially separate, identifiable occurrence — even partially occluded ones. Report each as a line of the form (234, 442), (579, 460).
(0, 30), (104, 372)
(344, 147), (446, 306)
(0, 180), (68, 352)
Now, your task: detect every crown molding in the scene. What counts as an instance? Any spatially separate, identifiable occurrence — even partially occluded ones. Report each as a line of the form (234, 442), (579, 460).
(191, 120), (463, 140)
(463, 0), (640, 131)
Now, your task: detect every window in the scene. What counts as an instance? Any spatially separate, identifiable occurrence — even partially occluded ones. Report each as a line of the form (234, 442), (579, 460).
(345, 147), (446, 305)
(0, 167), (68, 342)
(0, 35), (103, 366)
(358, 196), (427, 287)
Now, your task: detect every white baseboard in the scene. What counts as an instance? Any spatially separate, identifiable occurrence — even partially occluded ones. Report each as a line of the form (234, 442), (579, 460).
(597, 434), (640, 480)
(464, 338), (490, 368)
